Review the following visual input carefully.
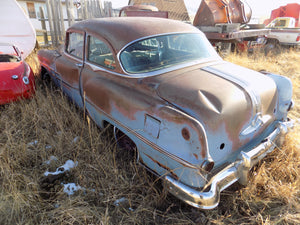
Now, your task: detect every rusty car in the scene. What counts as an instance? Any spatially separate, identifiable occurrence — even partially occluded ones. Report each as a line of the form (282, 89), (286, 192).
(38, 17), (294, 209)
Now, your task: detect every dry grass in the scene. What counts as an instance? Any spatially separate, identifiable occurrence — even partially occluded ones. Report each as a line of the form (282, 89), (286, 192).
(0, 50), (298, 224)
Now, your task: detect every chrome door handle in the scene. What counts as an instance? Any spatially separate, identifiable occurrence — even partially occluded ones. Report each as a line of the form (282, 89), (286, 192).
(76, 63), (83, 68)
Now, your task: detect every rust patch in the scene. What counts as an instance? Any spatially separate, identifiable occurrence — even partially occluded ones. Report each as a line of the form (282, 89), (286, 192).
(181, 127), (190, 141)
(157, 107), (188, 124)
(85, 87), (112, 114)
(193, 153), (198, 160)
(198, 133), (206, 159)
(112, 101), (137, 121)
(145, 153), (179, 180)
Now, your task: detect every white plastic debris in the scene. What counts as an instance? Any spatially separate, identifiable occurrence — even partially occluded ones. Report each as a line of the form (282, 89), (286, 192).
(44, 160), (78, 176)
(63, 183), (81, 195)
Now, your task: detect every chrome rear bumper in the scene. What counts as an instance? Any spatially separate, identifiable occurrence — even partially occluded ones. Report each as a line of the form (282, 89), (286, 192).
(164, 120), (294, 209)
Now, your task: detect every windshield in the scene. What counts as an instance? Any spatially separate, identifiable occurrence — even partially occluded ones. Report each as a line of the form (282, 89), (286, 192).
(0, 45), (20, 62)
(0, 45), (18, 56)
(120, 33), (219, 74)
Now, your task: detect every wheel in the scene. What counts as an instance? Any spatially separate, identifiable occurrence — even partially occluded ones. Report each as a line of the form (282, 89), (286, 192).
(113, 127), (138, 161)
(219, 42), (232, 57)
(264, 42), (281, 56)
(40, 68), (51, 84)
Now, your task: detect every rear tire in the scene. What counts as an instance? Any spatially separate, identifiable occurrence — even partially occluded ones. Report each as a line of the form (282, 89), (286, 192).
(40, 68), (52, 84)
(113, 127), (138, 161)
(219, 42), (232, 57)
(264, 40), (282, 56)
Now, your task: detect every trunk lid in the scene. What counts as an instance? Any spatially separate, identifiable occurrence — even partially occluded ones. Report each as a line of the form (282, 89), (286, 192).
(0, 61), (24, 87)
(157, 62), (278, 165)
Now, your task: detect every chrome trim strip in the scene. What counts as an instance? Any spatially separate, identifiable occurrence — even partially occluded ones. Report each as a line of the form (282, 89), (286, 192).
(64, 50), (84, 62)
(120, 58), (220, 78)
(85, 62), (133, 78)
(164, 120), (294, 209)
(202, 66), (262, 114)
(87, 59), (221, 78)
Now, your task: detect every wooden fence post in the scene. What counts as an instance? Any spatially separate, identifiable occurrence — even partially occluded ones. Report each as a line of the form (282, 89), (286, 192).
(104, 1), (112, 17)
(39, 7), (48, 45)
(65, 0), (75, 27)
(43, 0), (109, 46)
(49, 0), (59, 46)
(57, 0), (65, 41)
(46, 0), (56, 46)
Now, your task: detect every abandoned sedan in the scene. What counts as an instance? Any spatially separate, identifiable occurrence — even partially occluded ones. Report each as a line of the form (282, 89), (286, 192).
(38, 17), (294, 209)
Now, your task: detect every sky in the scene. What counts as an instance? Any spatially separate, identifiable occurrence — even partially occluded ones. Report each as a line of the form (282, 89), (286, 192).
(247, 0), (298, 19)
(110, 0), (299, 21)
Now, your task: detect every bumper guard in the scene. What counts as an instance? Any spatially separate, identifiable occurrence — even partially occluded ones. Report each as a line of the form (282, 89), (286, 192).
(164, 120), (294, 209)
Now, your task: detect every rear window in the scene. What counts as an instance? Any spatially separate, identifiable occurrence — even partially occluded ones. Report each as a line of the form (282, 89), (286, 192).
(120, 33), (218, 74)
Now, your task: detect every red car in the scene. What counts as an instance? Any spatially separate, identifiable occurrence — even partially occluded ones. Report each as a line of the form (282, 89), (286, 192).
(0, 43), (35, 104)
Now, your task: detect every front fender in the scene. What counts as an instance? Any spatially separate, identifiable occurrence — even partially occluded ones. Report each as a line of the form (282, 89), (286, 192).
(38, 49), (61, 72)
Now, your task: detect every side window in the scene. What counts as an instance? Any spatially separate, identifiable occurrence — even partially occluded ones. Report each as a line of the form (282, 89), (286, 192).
(66, 32), (84, 59)
(87, 36), (116, 69)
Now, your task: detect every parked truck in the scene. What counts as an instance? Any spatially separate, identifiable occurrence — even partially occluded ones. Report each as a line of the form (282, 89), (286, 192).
(264, 4), (300, 49)
(121, 0), (270, 54)
(193, 0), (270, 53)
(264, 3), (300, 27)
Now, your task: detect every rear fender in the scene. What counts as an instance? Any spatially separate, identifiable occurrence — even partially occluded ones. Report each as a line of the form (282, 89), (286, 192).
(264, 72), (293, 120)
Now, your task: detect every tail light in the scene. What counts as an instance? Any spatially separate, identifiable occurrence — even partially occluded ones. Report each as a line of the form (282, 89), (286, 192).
(296, 35), (300, 42)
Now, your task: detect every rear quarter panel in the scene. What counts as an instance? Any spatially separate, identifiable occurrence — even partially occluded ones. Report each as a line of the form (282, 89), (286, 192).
(80, 64), (210, 188)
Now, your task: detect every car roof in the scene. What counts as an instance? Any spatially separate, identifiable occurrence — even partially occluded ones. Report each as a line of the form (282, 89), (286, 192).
(69, 17), (201, 52)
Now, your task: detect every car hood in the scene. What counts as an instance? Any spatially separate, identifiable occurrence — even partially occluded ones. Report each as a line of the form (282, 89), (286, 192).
(0, 0), (36, 58)
(0, 61), (24, 76)
(157, 61), (278, 159)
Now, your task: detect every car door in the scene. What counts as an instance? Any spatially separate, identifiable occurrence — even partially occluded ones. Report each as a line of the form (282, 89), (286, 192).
(80, 35), (119, 126)
(80, 35), (163, 143)
(55, 31), (85, 108)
